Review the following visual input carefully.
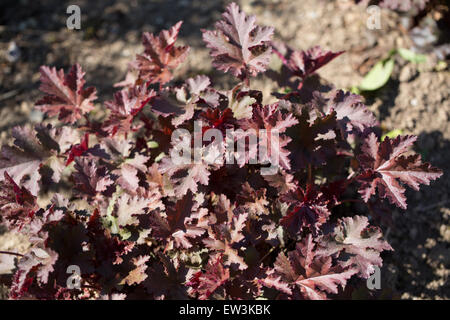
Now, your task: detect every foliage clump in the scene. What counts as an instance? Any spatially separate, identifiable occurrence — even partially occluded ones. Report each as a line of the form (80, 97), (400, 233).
(0, 3), (442, 300)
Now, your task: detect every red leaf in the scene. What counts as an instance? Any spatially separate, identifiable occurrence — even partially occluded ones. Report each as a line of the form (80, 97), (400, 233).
(0, 172), (38, 231)
(35, 64), (97, 124)
(136, 21), (189, 84)
(202, 2), (274, 79)
(187, 254), (230, 300)
(275, 45), (344, 80)
(265, 235), (356, 299)
(10, 247), (58, 299)
(240, 103), (298, 170)
(104, 85), (156, 136)
(318, 216), (393, 278)
(263, 169), (297, 195)
(0, 126), (51, 195)
(73, 158), (114, 196)
(311, 90), (378, 136)
(203, 205), (248, 270)
(357, 133), (442, 209)
(121, 255), (150, 286)
(149, 192), (204, 249)
(159, 156), (212, 197)
(290, 107), (338, 169)
(280, 184), (330, 235)
(66, 133), (89, 165)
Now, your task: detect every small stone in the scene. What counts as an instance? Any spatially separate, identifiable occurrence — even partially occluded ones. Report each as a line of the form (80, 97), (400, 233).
(440, 225), (450, 242)
(6, 41), (21, 63)
(399, 65), (416, 82)
(29, 109), (44, 123)
(425, 238), (437, 249)
(20, 101), (30, 113)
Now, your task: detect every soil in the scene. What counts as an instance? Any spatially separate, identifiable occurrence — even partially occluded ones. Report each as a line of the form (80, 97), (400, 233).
(0, 0), (448, 299)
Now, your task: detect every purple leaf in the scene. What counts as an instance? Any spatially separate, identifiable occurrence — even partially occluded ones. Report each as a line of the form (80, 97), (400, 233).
(202, 2), (274, 79)
(357, 133), (442, 209)
(35, 64), (97, 124)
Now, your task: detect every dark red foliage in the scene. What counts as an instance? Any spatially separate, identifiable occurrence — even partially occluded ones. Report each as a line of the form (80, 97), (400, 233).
(0, 3), (442, 300)
(66, 133), (89, 165)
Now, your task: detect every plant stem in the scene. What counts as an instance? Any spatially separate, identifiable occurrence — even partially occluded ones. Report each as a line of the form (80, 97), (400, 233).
(258, 246), (276, 264)
(307, 164), (312, 184)
(0, 251), (24, 257)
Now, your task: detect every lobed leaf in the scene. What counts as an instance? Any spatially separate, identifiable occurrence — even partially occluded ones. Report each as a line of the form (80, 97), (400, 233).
(202, 2), (274, 79)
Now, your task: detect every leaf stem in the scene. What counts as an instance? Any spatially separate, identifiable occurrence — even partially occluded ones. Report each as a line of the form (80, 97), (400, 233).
(0, 250), (24, 257)
(244, 75), (250, 87)
(258, 246), (276, 264)
(307, 164), (312, 184)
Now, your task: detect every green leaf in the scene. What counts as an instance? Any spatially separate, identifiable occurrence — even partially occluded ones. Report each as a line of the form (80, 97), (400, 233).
(283, 87), (292, 94)
(155, 152), (165, 162)
(397, 48), (426, 63)
(359, 58), (395, 91)
(147, 141), (159, 149)
(350, 86), (360, 95)
(381, 129), (403, 141)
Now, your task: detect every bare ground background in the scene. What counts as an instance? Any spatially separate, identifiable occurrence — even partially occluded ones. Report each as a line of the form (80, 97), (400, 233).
(0, 0), (448, 299)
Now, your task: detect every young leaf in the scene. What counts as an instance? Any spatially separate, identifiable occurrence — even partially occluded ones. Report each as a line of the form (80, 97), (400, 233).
(280, 184), (330, 235)
(35, 64), (97, 124)
(136, 21), (189, 85)
(397, 48), (427, 63)
(358, 58), (395, 91)
(202, 2), (274, 79)
(73, 158), (114, 196)
(311, 90), (378, 136)
(275, 45), (344, 80)
(104, 85), (156, 135)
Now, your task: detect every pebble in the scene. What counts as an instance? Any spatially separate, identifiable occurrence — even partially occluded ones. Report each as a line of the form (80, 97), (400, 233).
(440, 225), (450, 242)
(6, 41), (21, 63)
(399, 65), (417, 82)
(29, 109), (44, 123)
(425, 238), (437, 249)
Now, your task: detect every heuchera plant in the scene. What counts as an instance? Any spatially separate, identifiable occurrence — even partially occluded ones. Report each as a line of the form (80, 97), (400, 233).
(0, 3), (442, 300)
